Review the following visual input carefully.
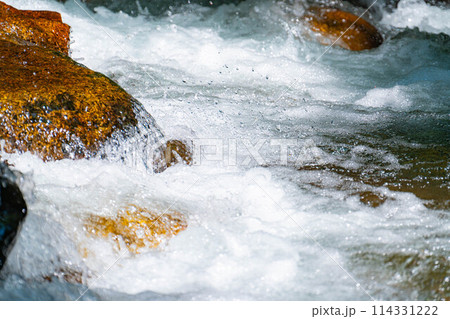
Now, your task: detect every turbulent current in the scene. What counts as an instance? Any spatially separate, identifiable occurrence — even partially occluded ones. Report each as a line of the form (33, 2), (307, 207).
(0, 0), (449, 300)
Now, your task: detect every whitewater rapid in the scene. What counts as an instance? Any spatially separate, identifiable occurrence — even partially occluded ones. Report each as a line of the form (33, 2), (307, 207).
(1, 0), (448, 300)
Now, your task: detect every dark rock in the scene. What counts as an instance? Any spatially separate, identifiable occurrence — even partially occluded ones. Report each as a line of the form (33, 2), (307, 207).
(0, 162), (28, 271)
(424, 0), (450, 7)
(70, 0), (246, 16)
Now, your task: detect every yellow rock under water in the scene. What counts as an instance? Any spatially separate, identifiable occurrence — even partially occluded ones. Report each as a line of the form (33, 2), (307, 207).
(84, 205), (188, 253)
(303, 7), (383, 51)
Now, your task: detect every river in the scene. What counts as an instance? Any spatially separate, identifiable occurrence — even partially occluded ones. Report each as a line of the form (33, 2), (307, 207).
(0, 0), (448, 300)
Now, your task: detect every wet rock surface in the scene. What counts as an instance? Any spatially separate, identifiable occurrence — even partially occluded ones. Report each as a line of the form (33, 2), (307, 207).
(59, 0), (246, 16)
(0, 39), (139, 161)
(0, 162), (28, 271)
(0, 1), (70, 55)
(164, 140), (193, 169)
(351, 251), (450, 300)
(303, 6), (383, 51)
(84, 205), (188, 254)
(0, 2), (191, 170)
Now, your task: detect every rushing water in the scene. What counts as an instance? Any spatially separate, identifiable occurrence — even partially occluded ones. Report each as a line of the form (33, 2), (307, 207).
(0, 0), (449, 300)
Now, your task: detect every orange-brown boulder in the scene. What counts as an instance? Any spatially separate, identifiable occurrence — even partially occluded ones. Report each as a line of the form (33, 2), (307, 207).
(0, 1), (70, 55)
(84, 205), (188, 253)
(0, 2), (191, 170)
(0, 39), (139, 161)
(303, 7), (383, 51)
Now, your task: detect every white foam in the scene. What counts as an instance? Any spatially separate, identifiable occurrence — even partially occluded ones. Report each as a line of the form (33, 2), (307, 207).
(356, 85), (412, 110)
(382, 0), (450, 35)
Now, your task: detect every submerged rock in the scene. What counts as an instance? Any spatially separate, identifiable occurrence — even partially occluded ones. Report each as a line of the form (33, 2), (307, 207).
(351, 251), (449, 300)
(303, 7), (383, 51)
(358, 191), (388, 208)
(0, 1), (70, 55)
(84, 205), (187, 253)
(0, 162), (28, 271)
(43, 268), (84, 285)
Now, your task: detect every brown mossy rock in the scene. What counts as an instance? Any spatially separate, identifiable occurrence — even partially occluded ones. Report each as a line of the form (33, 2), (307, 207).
(0, 1), (70, 55)
(303, 7), (383, 51)
(152, 139), (192, 173)
(84, 205), (187, 253)
(0, 2), (191, 170)
(164, 140), (192, 168)
(358, 191), (387, 208)
(0, 39), (138, 161)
